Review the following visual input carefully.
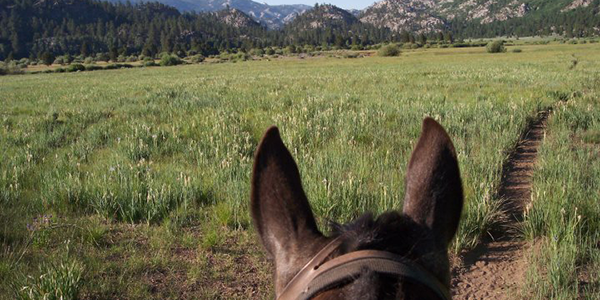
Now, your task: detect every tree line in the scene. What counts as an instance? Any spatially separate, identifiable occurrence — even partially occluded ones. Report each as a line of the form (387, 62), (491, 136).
(1, 0), (599, 61)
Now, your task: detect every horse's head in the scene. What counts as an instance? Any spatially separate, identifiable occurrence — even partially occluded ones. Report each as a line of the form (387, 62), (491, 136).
(251, 118), (463, 300)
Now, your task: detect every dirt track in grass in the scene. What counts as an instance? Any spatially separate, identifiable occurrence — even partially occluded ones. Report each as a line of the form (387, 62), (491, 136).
(451, 110), (551, 300)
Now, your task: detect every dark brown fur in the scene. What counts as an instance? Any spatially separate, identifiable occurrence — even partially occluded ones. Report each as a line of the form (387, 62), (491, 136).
(251, 118), (463, 300)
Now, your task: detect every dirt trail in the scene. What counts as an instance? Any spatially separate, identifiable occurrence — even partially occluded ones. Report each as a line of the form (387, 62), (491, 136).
(451, 110), (551, 300)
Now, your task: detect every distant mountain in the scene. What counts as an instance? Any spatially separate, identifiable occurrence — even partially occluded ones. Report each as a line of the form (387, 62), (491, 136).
(286, 4), (359, 30)
(359, 0), (600, 35)
(360, 0), (445, 33)
(213, 7), (262, 28)
(104, 0), (311, 28)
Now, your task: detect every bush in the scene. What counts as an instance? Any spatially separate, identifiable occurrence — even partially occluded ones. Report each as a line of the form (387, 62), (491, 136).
(249, 48), (264, 57)
(63, 54), (73, 64)
(84, 57), (94, 64)
(512, 48), (523, 53)
(96, 53), (110, 62)
(265, 48), (275, 55)
(53, 57), (64, 65)
(343, 52), (360, 59)
(283, 45), (297, 55)
(190, 55), (205, 64)
(143, 61), (158, 67)
(486, 40), (506, 53)
(160, 54), (183, 66)
(233, 52), (250, 61)
(378, 44), (401, 57)
(84, 65), (103, 71)
(66, 64), (85, 72)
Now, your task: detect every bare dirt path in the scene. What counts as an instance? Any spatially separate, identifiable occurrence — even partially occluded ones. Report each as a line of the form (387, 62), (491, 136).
(451, 110), (551, 300)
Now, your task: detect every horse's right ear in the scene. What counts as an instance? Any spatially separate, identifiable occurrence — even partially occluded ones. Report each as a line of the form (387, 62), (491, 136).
(402, 118), (463, 249)
(251, 126), (323, 268)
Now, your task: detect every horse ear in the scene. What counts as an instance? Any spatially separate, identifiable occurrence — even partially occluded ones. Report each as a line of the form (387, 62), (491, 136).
(403, 118), (463, 248)
(251, 126), (323, 263)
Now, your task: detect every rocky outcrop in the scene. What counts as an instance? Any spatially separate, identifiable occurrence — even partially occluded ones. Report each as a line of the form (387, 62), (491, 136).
(214, 7), (261, 28)
(360, 0), (446, 33)
(288, 4), (359, 30)
(562, 0), (594, 12)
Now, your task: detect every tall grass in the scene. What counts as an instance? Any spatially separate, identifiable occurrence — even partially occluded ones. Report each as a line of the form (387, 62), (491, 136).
(521, 95), (600, 299)
(1, 43), (599, 299)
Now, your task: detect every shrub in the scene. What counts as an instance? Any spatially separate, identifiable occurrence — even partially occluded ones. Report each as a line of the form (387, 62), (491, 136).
(84, 65), (103, 71)
(190, 55), (205, 64)
(378, 44), (401, 57)
(486, 40), (506, 53)
(84, 57), (94, 64)
(53, 57), (64, 65)
(66, 64), (85, 72)
(160, 54), (183, 66)
(265, 48), (275, 55)
(234, 52), (250, 61)
(143, 61), (158, 67)
(249, 48), (264, 57)
(63, 54), (73, 64)
(283, 45), (297, 55)
(96, 53), (110, 62)
(512, 48), (523, 53)
(2, 61), (24, 75)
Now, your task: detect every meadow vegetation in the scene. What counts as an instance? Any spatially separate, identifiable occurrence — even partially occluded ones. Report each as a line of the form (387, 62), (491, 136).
(0, 42), (598, 299)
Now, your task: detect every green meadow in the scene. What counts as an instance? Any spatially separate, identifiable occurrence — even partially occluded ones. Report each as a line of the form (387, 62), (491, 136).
(1, 43), (599, 299)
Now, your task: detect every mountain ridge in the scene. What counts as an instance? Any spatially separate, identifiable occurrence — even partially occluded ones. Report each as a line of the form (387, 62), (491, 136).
(104, 0), (311, 28)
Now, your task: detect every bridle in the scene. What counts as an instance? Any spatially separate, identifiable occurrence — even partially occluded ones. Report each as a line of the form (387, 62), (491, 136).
(277, 236), (452, 300)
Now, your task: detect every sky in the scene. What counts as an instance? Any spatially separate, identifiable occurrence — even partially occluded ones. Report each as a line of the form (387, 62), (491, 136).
(261, 1), (376, 10)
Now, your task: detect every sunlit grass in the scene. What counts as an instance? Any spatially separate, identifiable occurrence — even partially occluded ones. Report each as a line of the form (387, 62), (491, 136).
(1, 43), (599, 299)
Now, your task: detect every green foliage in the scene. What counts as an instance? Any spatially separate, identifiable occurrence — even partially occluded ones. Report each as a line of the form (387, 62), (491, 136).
(159, 54), (183, 66)
(143, 61), (158, 67)
(84, 65), (103, 71)
(190, 55), (205, 64)
(378, 44), (400, 57)
(41, 52), (55, 66)
(486, 40), (506, 53)
(512, 48), (523, 53)
(66, 64), (85, 72)
(249, 48), (264, 57)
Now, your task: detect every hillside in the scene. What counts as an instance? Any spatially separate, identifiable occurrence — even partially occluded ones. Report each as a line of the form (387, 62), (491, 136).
(0, 0), (268, 60)
(359, 0), (600, 36)
(104, 0), (311, 28)
(283, 4), (393, 47)
(286, 4), (359, 30)
(213, 7), (262, 28)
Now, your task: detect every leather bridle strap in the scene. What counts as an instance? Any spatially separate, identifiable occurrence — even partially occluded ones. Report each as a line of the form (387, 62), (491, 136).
(277, 237), (451, 300)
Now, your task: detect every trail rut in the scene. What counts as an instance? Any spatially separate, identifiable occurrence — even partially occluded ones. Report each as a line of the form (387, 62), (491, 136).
(451, 110), (551, 300)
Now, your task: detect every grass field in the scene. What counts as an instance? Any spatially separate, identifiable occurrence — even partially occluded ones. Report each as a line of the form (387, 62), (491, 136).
(1, 43), (599, 299)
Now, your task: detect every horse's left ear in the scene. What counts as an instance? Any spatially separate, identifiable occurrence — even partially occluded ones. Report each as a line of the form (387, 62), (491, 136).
(251, 126), (324, 278)
(403, 118), (464, 249)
